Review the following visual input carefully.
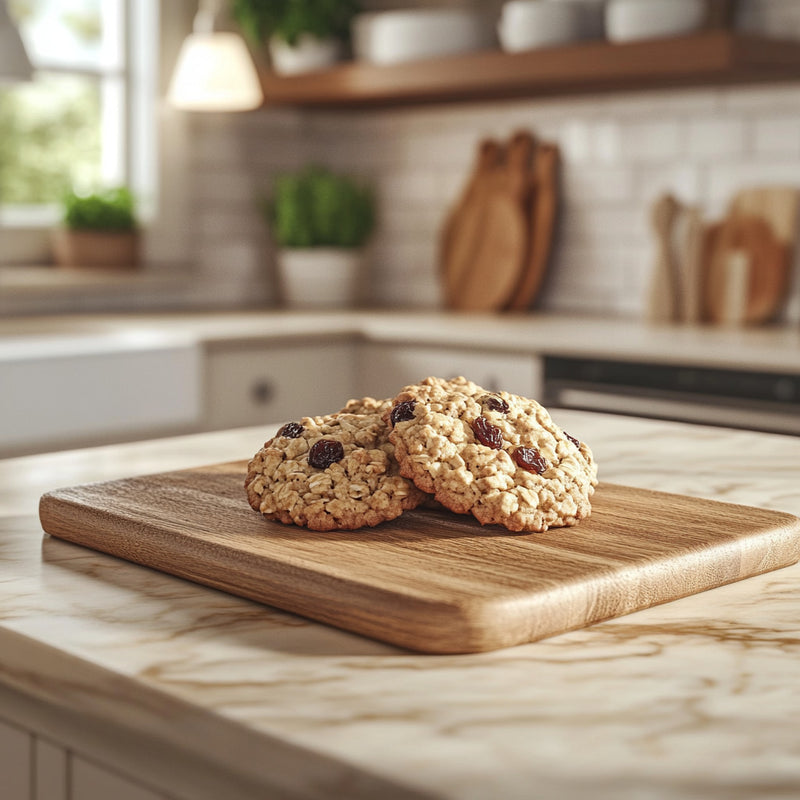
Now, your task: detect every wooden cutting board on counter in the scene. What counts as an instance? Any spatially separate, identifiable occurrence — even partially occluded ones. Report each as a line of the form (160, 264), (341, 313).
(441, 133), (531, 311)
(39, 462), (800, 654)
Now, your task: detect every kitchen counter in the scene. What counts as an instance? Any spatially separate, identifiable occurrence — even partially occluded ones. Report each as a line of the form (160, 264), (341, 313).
(1, 412), (799, 799)
(1, 309), (800, 372)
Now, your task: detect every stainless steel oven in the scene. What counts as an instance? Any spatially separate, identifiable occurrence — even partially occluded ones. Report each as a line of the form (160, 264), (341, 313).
(543, 356), (800, 436)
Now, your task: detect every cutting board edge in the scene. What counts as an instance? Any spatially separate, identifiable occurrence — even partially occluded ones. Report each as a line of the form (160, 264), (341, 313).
(38, 491), (526, 654)
(38, 485), (800, 655)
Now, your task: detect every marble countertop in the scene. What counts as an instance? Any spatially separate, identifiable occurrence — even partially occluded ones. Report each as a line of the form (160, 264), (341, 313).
(2, 412), (799, 799)
(1, 309), (799, 372)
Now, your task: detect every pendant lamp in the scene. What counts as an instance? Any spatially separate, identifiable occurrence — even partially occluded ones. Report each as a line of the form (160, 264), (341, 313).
(168, 0), (263, 112)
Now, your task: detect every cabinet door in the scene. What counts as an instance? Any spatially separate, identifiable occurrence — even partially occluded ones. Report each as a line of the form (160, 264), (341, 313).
(35, 738), (68, 800)
(205, 341), (356, 430)
(0, 717), (32, 800)
(359, 344), (542, 400)
(71, 756), (169, 800)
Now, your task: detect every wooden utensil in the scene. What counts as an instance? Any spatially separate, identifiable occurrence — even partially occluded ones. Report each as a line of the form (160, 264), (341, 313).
(440, 139), (502, 307)
(704, 213), (791, 325)
(39, 463), (800, 655)
(705, 186), (800, 324)
(648, 193), (681, 322)
(728, 186), (799, 245)
(449, 131), (533, 311)
(506, 142), (560, 312)
(679, 206), (707, 324)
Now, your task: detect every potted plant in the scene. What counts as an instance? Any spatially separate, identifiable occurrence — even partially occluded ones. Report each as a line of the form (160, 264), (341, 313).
(268, 166), (375, 308)
(52, 187), (139, 270)
(232, 0), (360, 75)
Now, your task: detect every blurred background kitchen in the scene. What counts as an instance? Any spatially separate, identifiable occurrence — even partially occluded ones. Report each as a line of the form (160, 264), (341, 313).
(2, 0), (800, 458)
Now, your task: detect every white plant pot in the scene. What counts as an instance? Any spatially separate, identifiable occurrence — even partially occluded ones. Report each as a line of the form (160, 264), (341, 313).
(277, 248), (363, 309)
(268, 34), (341, 75)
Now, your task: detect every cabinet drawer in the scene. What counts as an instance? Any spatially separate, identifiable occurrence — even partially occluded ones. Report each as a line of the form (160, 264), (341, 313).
(358, 344), (542, 400)
(205, 341), (356, 430)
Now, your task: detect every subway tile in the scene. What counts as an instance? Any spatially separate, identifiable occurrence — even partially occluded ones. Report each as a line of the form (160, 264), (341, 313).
(706, 160), (800, 210)
(561, 164), (635, 203)
(752, 116), (800, 157)
(377, 170), (442, 205)
(686, 118), (747, 159)
(600, 87), (720, 118)
(634, 164), (704, 205)
(619, 120), (683, 162)
(560, 204), (649, 246)
(720, 83), (800, 112)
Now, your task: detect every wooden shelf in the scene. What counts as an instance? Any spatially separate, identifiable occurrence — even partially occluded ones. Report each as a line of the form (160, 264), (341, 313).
(259, 32), (800, 109)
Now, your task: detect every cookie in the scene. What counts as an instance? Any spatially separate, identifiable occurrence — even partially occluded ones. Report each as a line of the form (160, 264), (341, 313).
(245, 398), (426, 531)
(386, 377), (598, 533)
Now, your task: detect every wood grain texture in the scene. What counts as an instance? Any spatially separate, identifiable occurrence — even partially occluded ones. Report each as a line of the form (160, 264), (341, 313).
(505, 142), (560, 312)
(258, 33), (800, 109)
(38, 462), (800, 655)
(442, 133), (531, 312)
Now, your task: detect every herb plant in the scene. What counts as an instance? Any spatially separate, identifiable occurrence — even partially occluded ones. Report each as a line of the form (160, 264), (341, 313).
(62, 187), (137, 231)
(269, 166), (374, 249)
(232, 0), (360, 47)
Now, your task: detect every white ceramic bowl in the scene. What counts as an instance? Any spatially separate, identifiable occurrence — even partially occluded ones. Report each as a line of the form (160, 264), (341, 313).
(498, 0), (580, 52)
(351, 9), (494, 66)
(605, 0), (706, 43)
(544, 0), (606, 40)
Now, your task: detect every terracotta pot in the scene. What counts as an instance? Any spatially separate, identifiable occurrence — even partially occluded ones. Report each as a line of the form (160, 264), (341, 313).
(277, 248), (363, 308)
(52, 228), (140, 269)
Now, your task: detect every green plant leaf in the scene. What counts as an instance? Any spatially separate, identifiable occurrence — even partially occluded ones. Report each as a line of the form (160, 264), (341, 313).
(62, 186), (137, 230)
(267, 166), (374, 249)
(231, 0), (360, 46)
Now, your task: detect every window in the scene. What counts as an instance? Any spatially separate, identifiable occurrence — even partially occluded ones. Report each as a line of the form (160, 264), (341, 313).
(0, 0), (158, 263)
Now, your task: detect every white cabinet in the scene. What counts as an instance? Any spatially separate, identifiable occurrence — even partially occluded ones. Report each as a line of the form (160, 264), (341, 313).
(204, 340), (357, 429)
(0, 717), (31, 800)
(71, 756), (169, 800)
(0, 340), (201, 457)
(0, 716), (170, 800)
(34, 739), (67, 800)
(358, 343), (543, 400)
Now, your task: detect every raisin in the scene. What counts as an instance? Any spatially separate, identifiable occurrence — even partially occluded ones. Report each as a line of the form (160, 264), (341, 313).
(390, 399), (416, 426)
(278, 421), (304, 439)
(472, 416), (503, 450)
(482, 394), (510, 414)
(308, 439), (344, 469)
(565, 432), (580, 448)
(513, 447), (547, 474)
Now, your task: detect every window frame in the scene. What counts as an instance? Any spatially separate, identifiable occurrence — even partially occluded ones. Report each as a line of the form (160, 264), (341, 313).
(0, 0), (159, 266)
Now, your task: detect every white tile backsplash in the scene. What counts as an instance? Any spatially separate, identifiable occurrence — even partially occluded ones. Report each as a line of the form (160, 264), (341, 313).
(184, 1), (800, 321)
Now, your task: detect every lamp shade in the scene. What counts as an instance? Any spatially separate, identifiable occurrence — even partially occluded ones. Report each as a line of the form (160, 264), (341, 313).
(0, 0), (33, 82)
(168, 31), (263, 111)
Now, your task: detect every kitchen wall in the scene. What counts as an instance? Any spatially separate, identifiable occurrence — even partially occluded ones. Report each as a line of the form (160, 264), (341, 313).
(182, 0), (800, 320)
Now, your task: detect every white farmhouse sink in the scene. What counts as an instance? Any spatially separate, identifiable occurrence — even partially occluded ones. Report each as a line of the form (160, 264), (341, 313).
(0, 333), (201, 457)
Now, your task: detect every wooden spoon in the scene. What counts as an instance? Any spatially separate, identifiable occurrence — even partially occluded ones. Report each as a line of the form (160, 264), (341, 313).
(647, 193), (681, 322)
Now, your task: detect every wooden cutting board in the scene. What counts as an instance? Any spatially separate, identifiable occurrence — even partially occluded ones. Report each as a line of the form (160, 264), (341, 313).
(39, 462), (800, 655)
(505, 142), (560, 312)
(441, 132), (532, 311)
(440, 138), (501, 307)
(453, 132), (532, 311)
(703, 186), (799, 325)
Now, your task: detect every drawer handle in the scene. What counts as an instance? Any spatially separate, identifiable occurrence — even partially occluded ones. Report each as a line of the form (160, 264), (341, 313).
(250, 380), (275, 405)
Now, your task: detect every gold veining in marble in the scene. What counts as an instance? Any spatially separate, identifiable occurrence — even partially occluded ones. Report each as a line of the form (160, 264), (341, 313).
(1, 414), (799, 799)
